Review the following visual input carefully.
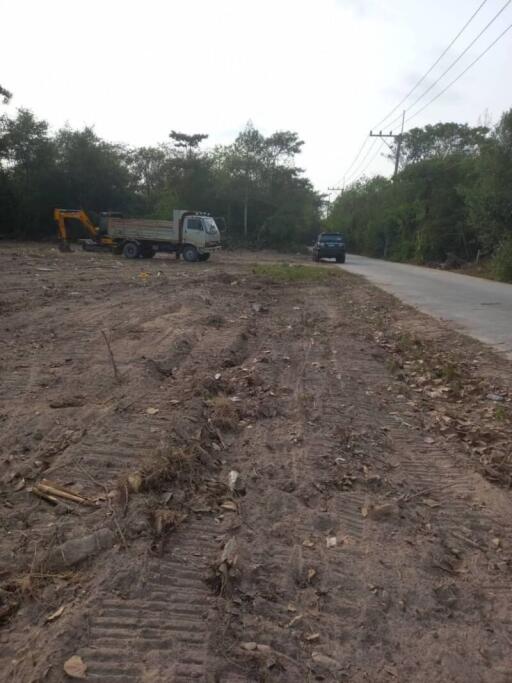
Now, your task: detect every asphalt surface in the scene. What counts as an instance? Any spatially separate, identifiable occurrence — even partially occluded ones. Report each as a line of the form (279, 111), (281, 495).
(339, 254), (512, 358)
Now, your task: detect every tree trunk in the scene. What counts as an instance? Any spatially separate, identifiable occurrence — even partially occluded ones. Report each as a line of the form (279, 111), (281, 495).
(243, 186), (248, 239)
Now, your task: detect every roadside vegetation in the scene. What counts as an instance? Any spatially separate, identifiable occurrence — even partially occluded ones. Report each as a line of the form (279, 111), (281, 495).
(325, 111), (512, 281)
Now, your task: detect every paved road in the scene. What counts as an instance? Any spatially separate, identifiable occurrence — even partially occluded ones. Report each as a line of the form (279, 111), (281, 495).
(339, 254), (512, 357)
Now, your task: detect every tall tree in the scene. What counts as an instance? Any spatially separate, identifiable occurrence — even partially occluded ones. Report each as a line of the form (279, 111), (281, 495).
(388, 122), (489, 168)
(54, 126), (132, 212)
(169, 131), (208, 157)
(0, 109), (58, 236)
(465, 110), (512, 278)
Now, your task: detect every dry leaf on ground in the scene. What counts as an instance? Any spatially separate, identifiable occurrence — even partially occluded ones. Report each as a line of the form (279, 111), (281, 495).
(45, 605), (65, 623)
(63, 655), (87, 679)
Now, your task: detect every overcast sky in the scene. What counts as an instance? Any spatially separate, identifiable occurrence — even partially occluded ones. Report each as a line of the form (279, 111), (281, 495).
(1, 0), (511, 194)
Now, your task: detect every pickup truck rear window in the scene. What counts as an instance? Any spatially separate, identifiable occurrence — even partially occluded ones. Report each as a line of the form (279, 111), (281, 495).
(320, 237), (343, 243)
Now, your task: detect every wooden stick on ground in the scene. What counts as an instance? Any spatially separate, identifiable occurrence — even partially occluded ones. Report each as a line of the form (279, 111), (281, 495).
(39, 479), (93, 504)
(33, 479), (95, 506)
(101, 330), (120, 382)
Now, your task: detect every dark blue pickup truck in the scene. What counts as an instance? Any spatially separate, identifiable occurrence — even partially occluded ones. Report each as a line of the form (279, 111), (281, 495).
(312, 233), (346, 263)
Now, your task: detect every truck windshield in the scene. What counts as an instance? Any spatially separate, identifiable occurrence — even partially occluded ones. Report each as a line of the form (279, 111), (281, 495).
(203, 217), (218, 235)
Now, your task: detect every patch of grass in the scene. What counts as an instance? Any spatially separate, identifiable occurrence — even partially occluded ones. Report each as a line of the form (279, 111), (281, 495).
(137, 444), (199, 492)
(495, 405), (507, 422)
(435, 363), (460, 383)
(386, 356), (403, 374)
(397, 333), (424, 358)
(493, 238), (512, 283)
(252, 263), (341, 283)
(454, 260), (497, 282)
(208, 394), (239, 431)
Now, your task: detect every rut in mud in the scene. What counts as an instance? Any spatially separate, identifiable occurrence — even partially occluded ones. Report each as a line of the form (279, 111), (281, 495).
(0, 244), (511, 682)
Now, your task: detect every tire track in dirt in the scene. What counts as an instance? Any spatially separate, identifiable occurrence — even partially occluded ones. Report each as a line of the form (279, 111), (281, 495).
(65, 322), (259, 683)
(82, 519), (218, 682)
(203, 293), (375, 679)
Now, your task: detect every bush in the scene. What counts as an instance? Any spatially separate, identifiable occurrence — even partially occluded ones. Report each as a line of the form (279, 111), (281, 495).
(492, 237), (512, 282)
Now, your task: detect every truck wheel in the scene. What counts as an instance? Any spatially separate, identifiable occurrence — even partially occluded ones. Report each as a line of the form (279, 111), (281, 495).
(123, 242), (140, 259)
(199, 253), (210, 262)
(182, 245), (199, 263)
(336, 254), (346, 264)
(141, 248), (155, 259)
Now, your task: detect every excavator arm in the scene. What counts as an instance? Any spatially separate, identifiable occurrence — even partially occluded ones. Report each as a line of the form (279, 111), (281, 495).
(54, 208), (99, 244)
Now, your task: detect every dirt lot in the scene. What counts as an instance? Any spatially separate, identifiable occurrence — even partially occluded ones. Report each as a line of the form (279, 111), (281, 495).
(1, 243), (512, 683)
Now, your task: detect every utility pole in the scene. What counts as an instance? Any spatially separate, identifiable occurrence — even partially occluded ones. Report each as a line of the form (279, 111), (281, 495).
(328, 173), (345, 195)
(322, 185), (343, 219)
(369, 111), (406, 258)
(326, 186), (343, 214)
(369, 110), (406, 179)
(394, 110), (406, 177)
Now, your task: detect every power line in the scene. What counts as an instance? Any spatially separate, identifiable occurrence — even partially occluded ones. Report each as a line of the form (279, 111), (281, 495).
(373, 0), (490, 131)
(347, 14), (511, 185)
(352, 140), (387, 183)
(332, 1), (511, 192)
(338, 137), (370, 185)
(345, 138), (380, 184)
(384, 0), (512, 130)
(334, 1), (493, 191)
(406, 20), (512, 124)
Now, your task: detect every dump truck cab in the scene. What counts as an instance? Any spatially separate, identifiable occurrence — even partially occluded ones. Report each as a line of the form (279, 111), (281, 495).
(179, 213), (221, 251)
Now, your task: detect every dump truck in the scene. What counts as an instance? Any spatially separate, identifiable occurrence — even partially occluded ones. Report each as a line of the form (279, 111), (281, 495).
(54, 209), (222, 262)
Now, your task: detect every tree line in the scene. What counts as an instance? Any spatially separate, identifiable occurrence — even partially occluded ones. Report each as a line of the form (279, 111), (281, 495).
(325, 110), (512, 281)
(0, 102), (321, 249)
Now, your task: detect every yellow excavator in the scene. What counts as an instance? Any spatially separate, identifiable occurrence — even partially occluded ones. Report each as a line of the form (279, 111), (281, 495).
(54, 209), (116, 252)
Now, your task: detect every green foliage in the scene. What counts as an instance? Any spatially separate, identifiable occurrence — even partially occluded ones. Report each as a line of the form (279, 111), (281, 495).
(252, 263), (341, 282)
(493, 237), (512, 282)
(169, 130), (208, 152)
(327, 112), (512, 280)
(387, 122), (489, 168)
(55, 127), (133, 211)
(0, 110), (321, 245)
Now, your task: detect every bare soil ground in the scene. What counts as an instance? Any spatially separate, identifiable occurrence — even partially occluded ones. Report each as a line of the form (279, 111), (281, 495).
(1, 243), (512, 683)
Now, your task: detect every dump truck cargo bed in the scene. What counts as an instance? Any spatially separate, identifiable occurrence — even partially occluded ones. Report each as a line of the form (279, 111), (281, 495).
(106, 218), (178, 242)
